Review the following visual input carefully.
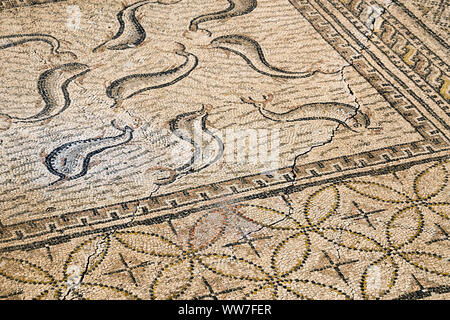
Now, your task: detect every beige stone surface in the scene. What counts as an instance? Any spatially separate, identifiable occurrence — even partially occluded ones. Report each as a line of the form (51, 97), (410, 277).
(0, 0), (448, 300)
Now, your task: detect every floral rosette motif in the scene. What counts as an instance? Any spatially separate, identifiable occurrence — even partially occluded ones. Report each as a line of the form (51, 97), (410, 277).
(0, 160), (448, 299)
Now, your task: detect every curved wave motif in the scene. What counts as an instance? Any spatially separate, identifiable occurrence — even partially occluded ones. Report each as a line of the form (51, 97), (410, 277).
(241, 94), (370, 132)
(189, 0), (257, 32)
(93, 0), (152, 52)
(154, 105), (224, 185)
(0, 63), (90, 124)
(44, 120), (135, 185)
(93, 0), (181, 53)
(0, 33), (77, 59)
(210, 34), (337, 79)
(106, 43), (198, 108)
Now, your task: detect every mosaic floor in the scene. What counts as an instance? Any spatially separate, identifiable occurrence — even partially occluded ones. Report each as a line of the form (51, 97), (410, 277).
(0, 0), (448, 300)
